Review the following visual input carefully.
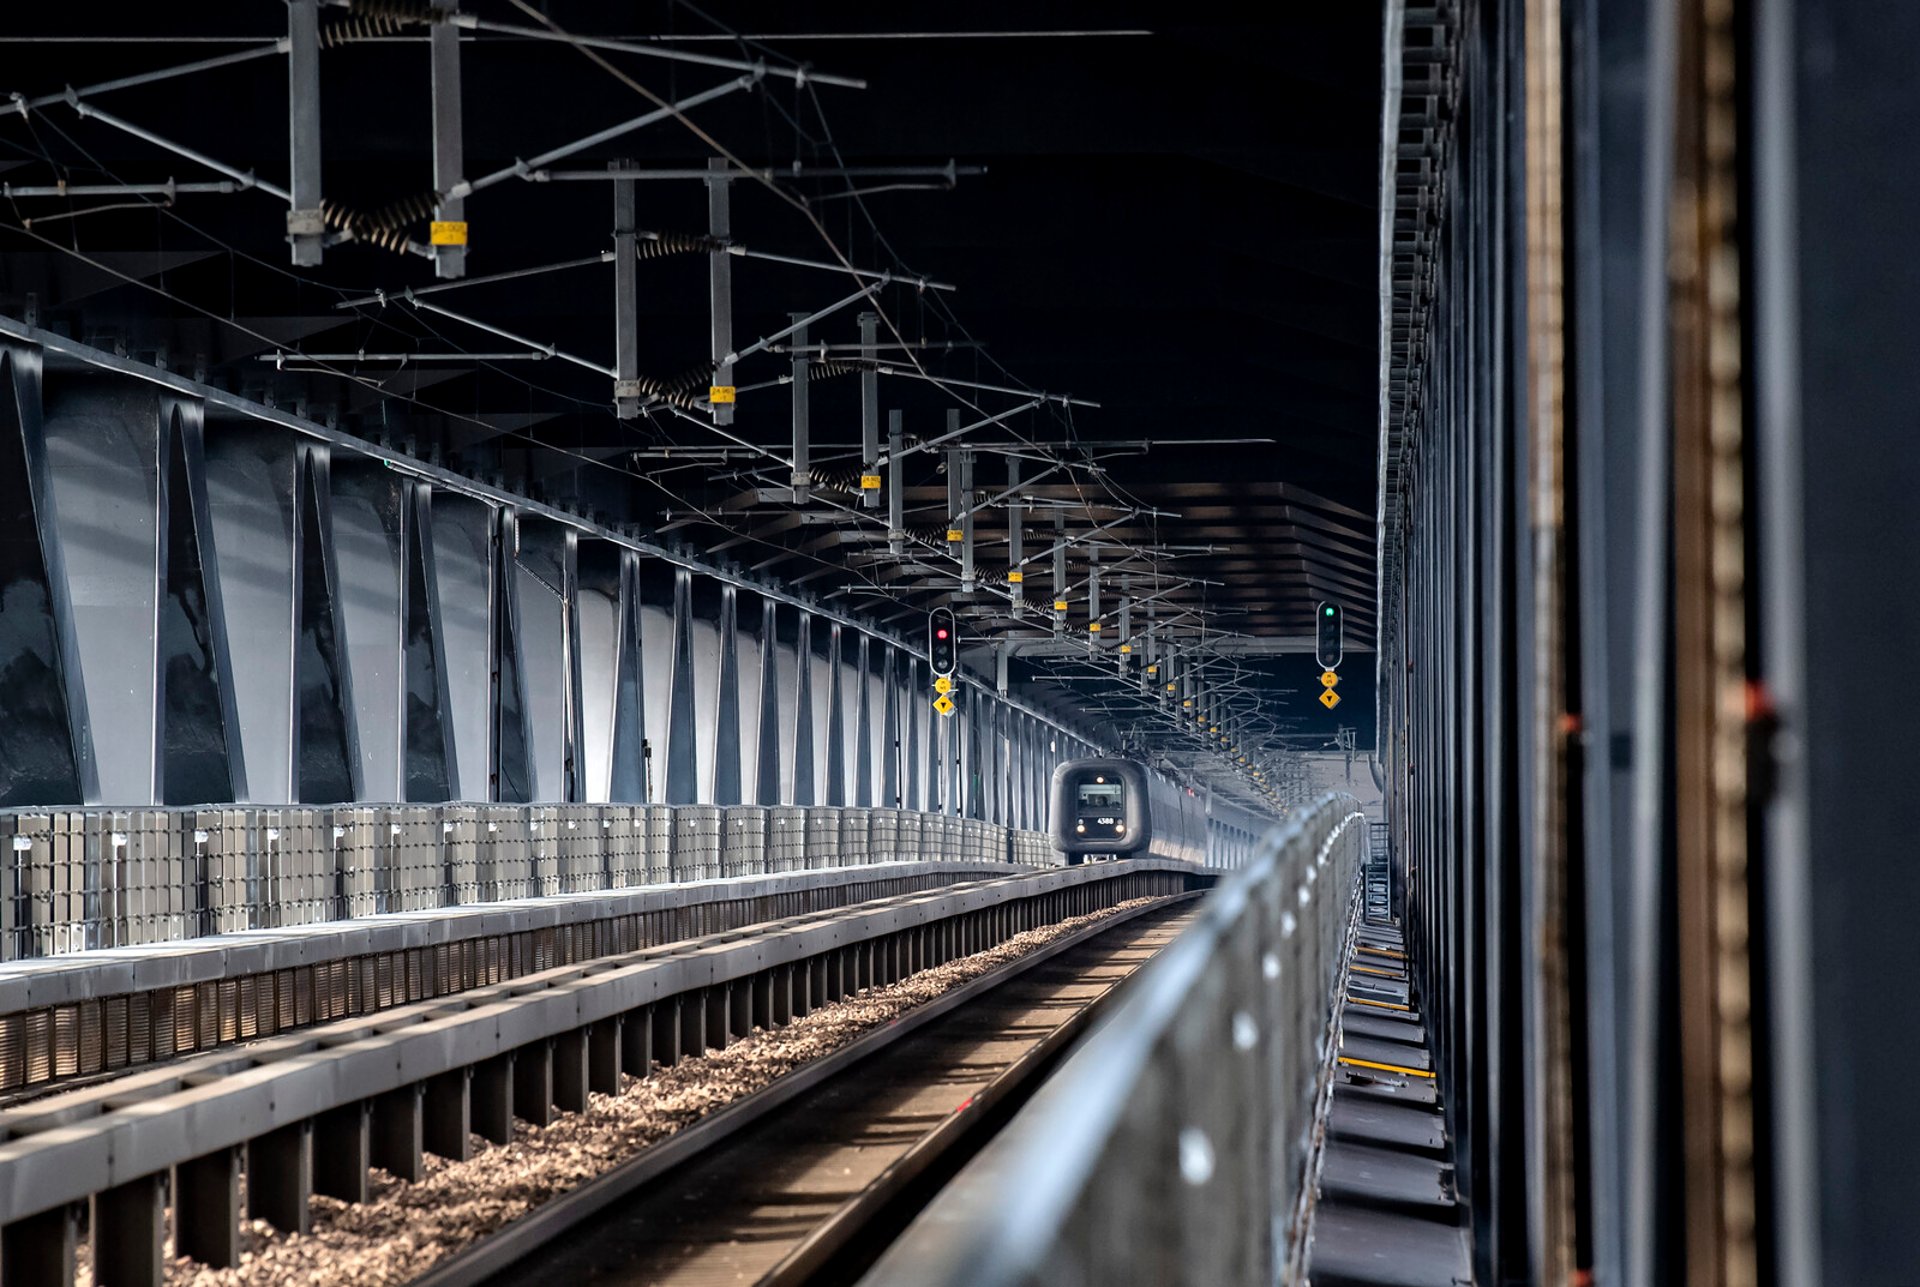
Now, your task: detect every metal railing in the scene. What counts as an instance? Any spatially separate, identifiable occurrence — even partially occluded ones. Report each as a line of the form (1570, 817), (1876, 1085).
(0, 863), (1203, 1287)
(865, 793), (1368, 1286)
(0, 804), (1065, 962)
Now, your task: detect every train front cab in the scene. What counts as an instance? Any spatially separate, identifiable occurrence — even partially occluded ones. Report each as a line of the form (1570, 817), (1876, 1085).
(1050, 758), (1152, 863)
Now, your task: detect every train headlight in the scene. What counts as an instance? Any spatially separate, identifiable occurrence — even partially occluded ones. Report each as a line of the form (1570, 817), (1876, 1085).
(1075, 823), (1086, 834)
(1116, 824), (1126, 835)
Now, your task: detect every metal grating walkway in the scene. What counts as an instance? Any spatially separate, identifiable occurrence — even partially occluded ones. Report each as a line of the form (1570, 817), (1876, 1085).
(1305, 910), (1472, 1286)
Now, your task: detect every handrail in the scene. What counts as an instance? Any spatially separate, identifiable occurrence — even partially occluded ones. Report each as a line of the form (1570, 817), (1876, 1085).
(864, 792), (1369, 1286)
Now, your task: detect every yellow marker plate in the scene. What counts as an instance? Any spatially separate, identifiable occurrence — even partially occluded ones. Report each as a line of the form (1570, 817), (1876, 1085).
(932, 693), (956, 717)
(1007, 570), (1024, 584)
(1146, 665), (1158, 675)
(1320, 689), (1341, 710)
(1338, 1055), (1435, 1080)
(429, 220), (468, 246)
(933, 674), (952, 694)
(944, 528), (962, 542)
(1166, 682), (1176, 691)
(1182, 699), (1193, 708)
(1053, 599), (1069, 612)
(859, 473), (882, 489)
(709, 385), (737, 404)
(1321, 670), (1340, 688)
(1119, 643), (1132, 654)
(1088, 622), (1101, 632)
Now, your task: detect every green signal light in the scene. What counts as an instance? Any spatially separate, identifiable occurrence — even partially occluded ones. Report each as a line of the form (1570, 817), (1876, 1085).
(1323, 606), (1334, 616)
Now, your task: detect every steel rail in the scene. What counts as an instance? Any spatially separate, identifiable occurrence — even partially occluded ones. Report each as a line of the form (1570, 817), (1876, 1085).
(410, 892), (1201, 1287)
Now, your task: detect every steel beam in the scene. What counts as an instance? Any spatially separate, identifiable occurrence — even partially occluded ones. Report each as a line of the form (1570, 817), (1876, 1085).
(1052, 512), (1067, 634)
(429, 0), (465, 278)
(613, 160), (640, 419)
(860, 313), (881, 508)
(1006, 455), (1024, 617)
(888, 409), (905, 555)
(790, 315), (811, 501)
(285, 0), (323, 265)
(959, 448), (977, 591)
(707, 158), (735, 426)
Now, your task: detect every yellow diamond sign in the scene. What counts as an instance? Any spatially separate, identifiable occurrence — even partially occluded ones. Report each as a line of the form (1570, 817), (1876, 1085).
(933, 693), (956, 717)
(1319, 689), (1341, 710)
(1320, 670), (1340, 688)
(933, 674), (952, 694)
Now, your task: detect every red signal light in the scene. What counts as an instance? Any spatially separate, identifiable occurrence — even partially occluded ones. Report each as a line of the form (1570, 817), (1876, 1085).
(936, 628), (949, 640)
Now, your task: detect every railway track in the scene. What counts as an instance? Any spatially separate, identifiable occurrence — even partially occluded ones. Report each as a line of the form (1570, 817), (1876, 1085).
(418, 896), (1201, 1287)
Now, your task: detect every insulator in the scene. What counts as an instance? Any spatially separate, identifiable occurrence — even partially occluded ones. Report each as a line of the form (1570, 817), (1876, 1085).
(319, 14), (410, 49)
(319, 193), (438, 255)
(319, 1), (441, 49)
(318, 0), (439, 49)
(811, 467), (869, 495)
(627, 365), (714, 412)
(366, 192), (437, 231)
(636, 232), (726, 260)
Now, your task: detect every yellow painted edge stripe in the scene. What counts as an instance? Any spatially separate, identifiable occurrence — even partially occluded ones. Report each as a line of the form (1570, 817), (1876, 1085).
(1358, 945), (1406, 959)
(1338, 1055), (1436, 1080)
(1350, 964), (1404, 977)
(1347, 996), (1410, 1011)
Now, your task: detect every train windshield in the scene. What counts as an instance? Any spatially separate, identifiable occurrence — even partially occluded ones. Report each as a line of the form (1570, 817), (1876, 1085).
(1074, 778), (1127, 840)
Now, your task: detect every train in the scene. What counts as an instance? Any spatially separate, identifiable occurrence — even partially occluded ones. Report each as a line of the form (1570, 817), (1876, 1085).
(1047, 756), (1266, 868)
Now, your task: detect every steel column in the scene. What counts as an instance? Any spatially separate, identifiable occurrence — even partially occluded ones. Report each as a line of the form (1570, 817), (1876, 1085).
(792, 611), (815, 805)
(825, 624), (846, 806)
(854, 633), (874, 806)
(881, 645), (901, 807)
(711, 585), (742, 803)
(663, 569), (698, 803)
(754, 596), (781, 804)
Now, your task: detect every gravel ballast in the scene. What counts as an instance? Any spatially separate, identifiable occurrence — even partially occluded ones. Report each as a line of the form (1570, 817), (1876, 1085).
(71, 895), (1163, 1287)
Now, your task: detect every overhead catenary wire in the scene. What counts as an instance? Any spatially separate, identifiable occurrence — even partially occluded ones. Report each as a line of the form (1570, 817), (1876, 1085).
(5, 4), (1258, 793)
